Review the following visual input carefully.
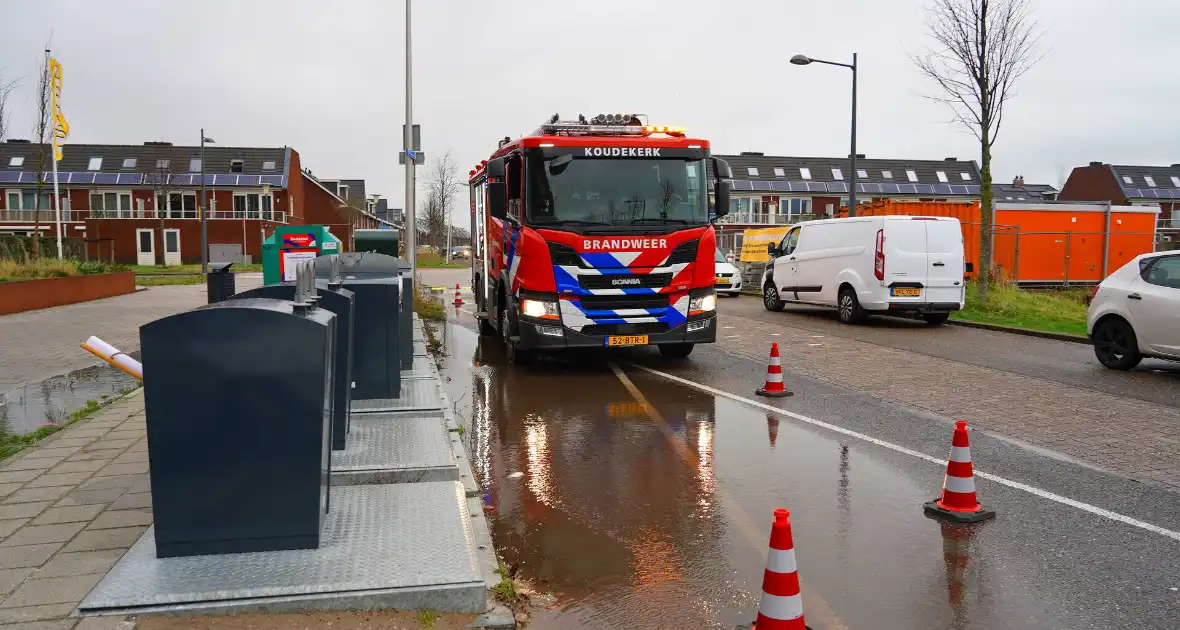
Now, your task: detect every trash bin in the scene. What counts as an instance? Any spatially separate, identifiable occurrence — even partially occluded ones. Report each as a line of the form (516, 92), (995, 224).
(206, 262), (236, 304)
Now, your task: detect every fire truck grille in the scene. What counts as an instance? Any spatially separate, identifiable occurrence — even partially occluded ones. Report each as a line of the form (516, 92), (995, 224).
(579, 273), (672, 290)
(574, 294), (669, 311)
(580, 322), (671, 336)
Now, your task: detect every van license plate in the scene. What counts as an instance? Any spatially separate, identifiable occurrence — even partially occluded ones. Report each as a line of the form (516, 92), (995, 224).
(891, 287), (921, 297)
(606, 335), (648, 347)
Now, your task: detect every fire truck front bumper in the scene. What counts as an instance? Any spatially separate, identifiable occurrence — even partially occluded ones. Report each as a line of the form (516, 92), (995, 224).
(516, 313), (718, 350)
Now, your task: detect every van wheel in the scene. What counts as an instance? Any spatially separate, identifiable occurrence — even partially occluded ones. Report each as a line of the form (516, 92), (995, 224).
(923, 313), (950, 326)
(659, 343), (694, 359)
(837, 287), (868, 324)
(763, 284), (785, 312)
(1093, 317), (1141, 370)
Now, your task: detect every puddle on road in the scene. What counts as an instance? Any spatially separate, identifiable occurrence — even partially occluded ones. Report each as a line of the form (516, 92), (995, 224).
(434, 315), (1102, 630)
(1, 358), (141, 438)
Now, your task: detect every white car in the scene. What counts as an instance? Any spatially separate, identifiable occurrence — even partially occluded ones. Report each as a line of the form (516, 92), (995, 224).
(761, 215), (967, 324)
(1086, 252), (1180, 370)
(714, 249), (742, 296)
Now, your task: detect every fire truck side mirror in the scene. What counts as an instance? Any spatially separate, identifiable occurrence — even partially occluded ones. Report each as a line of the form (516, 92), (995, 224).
(713, 180), (731, 218)
(486, 157), (508, 219)
(487, 157), (506, 179)
(712, 157), (733, 180)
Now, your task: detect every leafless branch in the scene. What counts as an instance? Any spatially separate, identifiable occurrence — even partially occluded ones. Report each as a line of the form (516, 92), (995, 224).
(0, 71), (17, 142)
(424, 151), (462, 250)
(31, 46), (52, 260)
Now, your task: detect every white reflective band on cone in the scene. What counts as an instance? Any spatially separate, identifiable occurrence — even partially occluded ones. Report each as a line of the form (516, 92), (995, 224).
(950, 446), (972, 463)
(759, 592), (804, 621)
(766, 548), (797, 574)
(766, 373), (783, 383)
(770, 357), (781, 365)
(945, 474), (976, 494)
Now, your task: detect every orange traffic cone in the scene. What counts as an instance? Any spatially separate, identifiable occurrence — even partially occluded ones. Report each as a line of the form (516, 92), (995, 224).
(755, 343), (793, 398)
(749, 509), (808, 630)
(453, 284), (463, 306)
(924, 420), (995, 523)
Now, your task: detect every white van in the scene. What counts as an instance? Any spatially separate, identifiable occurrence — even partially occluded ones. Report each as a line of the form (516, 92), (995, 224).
(760, 215), (967, 325)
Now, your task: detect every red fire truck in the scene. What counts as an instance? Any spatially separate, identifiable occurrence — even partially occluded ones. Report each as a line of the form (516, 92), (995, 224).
(468, 113), (733, 362)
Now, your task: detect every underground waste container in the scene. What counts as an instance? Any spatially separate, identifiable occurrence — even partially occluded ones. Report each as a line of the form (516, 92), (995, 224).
(315, 252), (401, 401)
(140, 297), (335, 557)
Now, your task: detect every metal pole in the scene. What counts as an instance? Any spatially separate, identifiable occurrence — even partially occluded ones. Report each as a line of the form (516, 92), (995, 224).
(848, 52), (858, 218)
(200, 130), (208, 274)
(1102, 201), (1112, 278)
(1064, 231), (1071, 286)
(445, 208), (452, 263)
(1013, 230), (1021, 282)
(404, 0), (417, 278)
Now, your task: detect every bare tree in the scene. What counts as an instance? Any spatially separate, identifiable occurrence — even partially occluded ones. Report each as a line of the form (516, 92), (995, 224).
(0, 71), (16, 142)
(424, 151), (462, 255)
(31, 52), (52, 260)
(913, 0), (1042, 299)
(150, 160), (178, 266)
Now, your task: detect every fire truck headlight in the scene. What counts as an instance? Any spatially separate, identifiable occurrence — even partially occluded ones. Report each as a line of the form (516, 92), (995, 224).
(689, 293), (717, 315)
(520, 298), (560, 320)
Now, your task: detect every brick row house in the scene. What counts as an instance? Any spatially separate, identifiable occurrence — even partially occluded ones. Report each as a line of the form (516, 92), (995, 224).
(1060, 162), (1180, 249)
(0, 140), (388, 264)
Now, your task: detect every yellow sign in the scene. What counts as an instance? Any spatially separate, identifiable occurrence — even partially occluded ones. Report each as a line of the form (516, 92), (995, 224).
(739, 226), (791, 262)
(49, 58), (69, 161)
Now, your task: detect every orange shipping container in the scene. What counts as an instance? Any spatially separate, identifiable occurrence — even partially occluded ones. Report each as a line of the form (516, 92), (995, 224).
(849, 200), (1159, 283)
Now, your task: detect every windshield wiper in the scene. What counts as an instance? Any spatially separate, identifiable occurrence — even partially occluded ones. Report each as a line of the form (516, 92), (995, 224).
(535, 219), (612, 226)
(626, 218), (693, 225)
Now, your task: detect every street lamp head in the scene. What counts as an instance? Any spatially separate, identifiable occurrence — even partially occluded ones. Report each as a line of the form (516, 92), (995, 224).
(790, 54), (812, 66)
(202, 136), (215, 143)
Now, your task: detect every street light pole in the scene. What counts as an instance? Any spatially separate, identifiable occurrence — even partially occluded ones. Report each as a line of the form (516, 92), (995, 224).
(791, 52), (860, 217)
(200, 129), (207, 273)
(404, 0), (417, 278)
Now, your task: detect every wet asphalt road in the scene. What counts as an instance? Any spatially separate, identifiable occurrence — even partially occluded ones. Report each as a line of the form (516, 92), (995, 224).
(432, 306), (1180, 630)
(718, 294), (1180, 408)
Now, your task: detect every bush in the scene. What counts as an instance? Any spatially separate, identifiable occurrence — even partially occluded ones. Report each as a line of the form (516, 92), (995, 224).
(0, 258), (129, 283)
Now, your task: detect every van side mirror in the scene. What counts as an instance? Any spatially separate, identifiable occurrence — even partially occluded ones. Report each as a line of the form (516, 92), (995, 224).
(768, 243), (779, 257)
(487, 157), (506, 179)
(713, 180), (731, 218)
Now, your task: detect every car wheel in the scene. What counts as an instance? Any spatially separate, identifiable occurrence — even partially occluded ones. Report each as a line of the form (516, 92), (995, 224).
(838, 287), (868, 324)
(1092, 317), (1142, 370)
(923, 313), (950, 326)
(763, 283), (785, 312)
(659, 343), (694, 358)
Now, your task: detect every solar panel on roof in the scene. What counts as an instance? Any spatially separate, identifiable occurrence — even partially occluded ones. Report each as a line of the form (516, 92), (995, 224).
(914, 184), (934, 195)
(118, 173), (143, 185)
(19, 172), (40, 183)
(732, 179), (753, 191)
(94, 173), (119, 185)
(860, 182), (883, 194)
(965, 185), (981, 195)
(806, 182), (826, 192)
(950, 185), (969, 195)
(826, 182), (848, 193)
(260, 175), (284, 186)
(752, 180), (771, 191)
(770, 180), (791, 192)
(1162, 189), (1178, 199)
(785, 181), (806, 192)
(239, 175), (262, 186)
(933, 184), (953, 195)
(0, 172), (19, 183)
(214, 174), (238, 186)
(899, 184), (918, 194)
(71, 172), (96, 184)
(882, 183), (901, 194)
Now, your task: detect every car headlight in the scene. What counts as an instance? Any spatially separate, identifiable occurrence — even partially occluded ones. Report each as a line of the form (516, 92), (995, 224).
(520, 298), (560, 320)
(689, 293), (717, 315)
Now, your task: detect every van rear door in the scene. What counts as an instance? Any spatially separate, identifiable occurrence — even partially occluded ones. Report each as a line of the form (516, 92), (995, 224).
(882, 218), (928, 303)
(924, 218), (966, 305)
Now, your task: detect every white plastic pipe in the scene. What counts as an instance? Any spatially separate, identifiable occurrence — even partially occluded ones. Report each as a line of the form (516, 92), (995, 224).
(81, 335), (143, 380)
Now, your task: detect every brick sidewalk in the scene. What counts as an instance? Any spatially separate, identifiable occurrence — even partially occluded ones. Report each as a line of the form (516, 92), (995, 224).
(718, 312), (1180, 490)
(0, 276), (261, 394)
(0, 390), (148, 629)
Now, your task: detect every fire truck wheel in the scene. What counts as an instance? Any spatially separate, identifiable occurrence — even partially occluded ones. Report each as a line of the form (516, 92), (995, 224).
(500, 305), (533, 365)
(658, 343), (694, 359)
(478, 315), (495, 336)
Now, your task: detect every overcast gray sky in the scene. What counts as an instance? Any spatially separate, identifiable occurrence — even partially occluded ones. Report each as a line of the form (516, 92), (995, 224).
(3, 0), (1179, 223)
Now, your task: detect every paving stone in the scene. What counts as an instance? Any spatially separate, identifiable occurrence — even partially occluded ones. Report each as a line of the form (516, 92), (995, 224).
(76, 476), (142, 493)
(3, 486), (74, 506)
(107, 493), (150, 511)
(92, 463), (147, 478)
(23, 473), (93, 490)
(0, 618), (80, 629)
(0, 543), (63, 570)
(0, 471), (43, 486)
(43, 438), (96, 449)
(20, 448), (81, 461)
(0, 522), (87, 548)
(53, 488), (125, 508)
(82, 439), (136, 452)
(63, 451), (119, 463)
(0, 483), (23, 499)
(1, 458), (60, 473)
(0, 504), (51, 522)
(61, 526), (145, 553)
(0, 519), (30, 540)
(99, 431), (142, 441)
(88, 510), (151, 531)
(0, 572), (105, 607)
(35, 549), (124, 579)
(0, 604), (78, 625)
(76, 617), (138, 629)
(31, 505), (106, 526)
(46, 461), (106, 476)
(0, 567), (34, 597)
(108, 452), (148, 466)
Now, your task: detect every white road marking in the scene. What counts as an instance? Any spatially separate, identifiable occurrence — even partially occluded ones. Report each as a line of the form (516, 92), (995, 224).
(630, 363), (1180, 542)
(807, 343), (823, 347)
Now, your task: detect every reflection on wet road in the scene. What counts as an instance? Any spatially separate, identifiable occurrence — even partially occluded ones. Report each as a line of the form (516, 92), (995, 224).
(436, 312), (1180, 630)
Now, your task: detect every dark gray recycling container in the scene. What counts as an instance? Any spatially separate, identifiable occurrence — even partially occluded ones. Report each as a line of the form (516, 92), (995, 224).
(227, 284), (355, 452)
(399, 266), (413, 368)
(315, 252), (401, 401)
(206, 262), (236, 304)
(140, 297), (335, 558)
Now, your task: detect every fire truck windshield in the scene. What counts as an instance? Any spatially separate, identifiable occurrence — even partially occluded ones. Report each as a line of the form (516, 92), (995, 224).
(526, 156), (708, 227)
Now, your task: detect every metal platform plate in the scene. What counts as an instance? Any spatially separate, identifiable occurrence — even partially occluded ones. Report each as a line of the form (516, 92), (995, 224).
(414, 340), (429, 357)
(352, 378), (442, 415)
(402, 355), (437, 380)
(332, 414), (457, 486)
(78, 483), (484, 616)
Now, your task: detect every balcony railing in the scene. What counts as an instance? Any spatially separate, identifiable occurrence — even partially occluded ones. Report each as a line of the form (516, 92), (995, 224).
(717, 212), (824, 226)
(74, 209), (287, 223)
(0, 209), (88, 222)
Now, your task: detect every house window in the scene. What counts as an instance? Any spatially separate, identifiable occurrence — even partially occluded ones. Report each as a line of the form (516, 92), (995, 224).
(800, 168), (812, 180)
(5, 190), (53, 217)
(778, 197), (812, 220)
(906, 170), (919, 182)
(233, 192), (272, 219)
(1144, 176), (1156, 187)
(230, 159), (244, 173)
(747, 167), (759, 176)
(7, 156), (23, 167)
(935, 171), (949, 183)
(960, 172), (972, 181)
(189, 158), (202, 172)
(122, 158), (137, 169)
(831, 168), (843, 180)
(773, 167), (785, 177)
(1172, 176), (1180, 187)
(1122, 176), (1133, 184)
(156, 159), (171, 169)
(856, 169), (867, 179)
(89, 190), (133, 218)
(262, 160), (277, 171)
(87, 157), (103, 171)
(339, 184), (349, 200)
(157, 192), (198, 218)
(881, 170), (893, 179)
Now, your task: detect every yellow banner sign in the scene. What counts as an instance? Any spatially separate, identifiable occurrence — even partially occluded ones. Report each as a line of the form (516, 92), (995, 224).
(739, 227), (791, 262)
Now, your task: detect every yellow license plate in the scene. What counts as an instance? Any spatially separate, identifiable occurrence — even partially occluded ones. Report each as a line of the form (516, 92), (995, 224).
(606, 335), (649, 347)
(607, 402), (650, 418)
(715, 278), (731, 285)
(891, 287), (921, 297)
